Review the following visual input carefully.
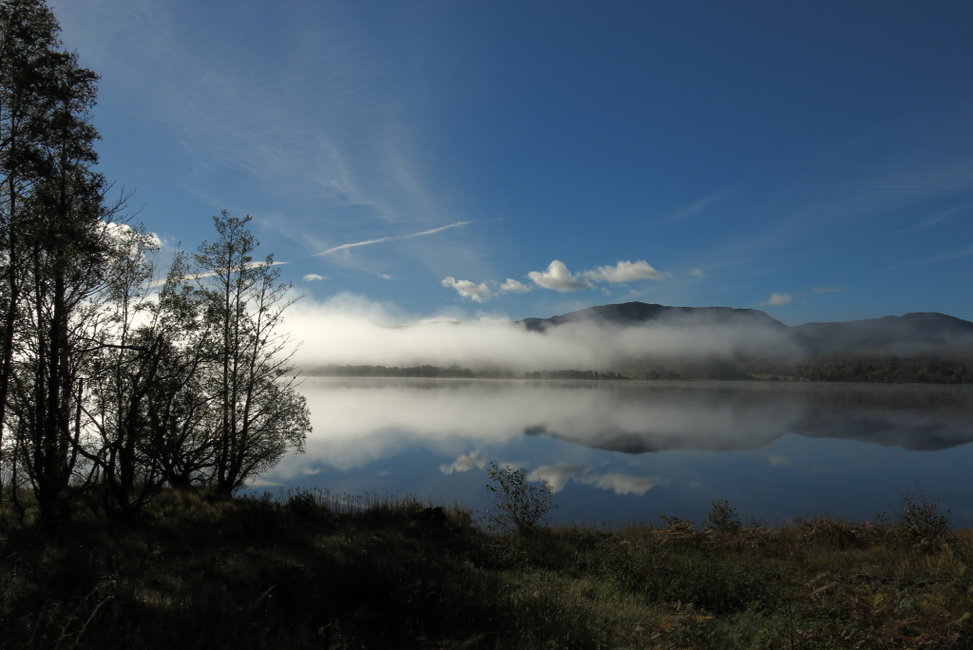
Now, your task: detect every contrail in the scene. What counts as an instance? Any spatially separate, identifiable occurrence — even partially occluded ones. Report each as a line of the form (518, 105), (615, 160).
(148, 260), (290, 288)
(314, 220), (472, 256)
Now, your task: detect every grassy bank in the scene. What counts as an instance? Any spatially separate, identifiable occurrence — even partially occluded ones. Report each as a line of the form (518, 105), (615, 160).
(2, 490), (972, 649)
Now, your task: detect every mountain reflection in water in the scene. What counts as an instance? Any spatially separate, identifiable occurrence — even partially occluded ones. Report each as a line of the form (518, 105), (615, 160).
(260, 378), (973, 527)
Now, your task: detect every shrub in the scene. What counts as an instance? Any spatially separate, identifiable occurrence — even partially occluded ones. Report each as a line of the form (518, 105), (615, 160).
(704, 499), (742, 533)
(485, 463), (556, 533)
(895, 484), (950, 547)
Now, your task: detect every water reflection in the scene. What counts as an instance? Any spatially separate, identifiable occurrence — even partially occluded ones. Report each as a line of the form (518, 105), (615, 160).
(262, 378), (973, 527)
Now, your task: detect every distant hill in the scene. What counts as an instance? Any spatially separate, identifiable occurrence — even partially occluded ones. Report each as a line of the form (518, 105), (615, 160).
(519, 301), (973, 354)
(311, 302), (973, 383)
(514, 302), (973, 383)
(793, 312), (973, 356)
(519, 301), (786, 332)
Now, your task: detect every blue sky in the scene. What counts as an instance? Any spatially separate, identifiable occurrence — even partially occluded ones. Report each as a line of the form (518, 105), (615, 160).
(49, 0), (973, 325)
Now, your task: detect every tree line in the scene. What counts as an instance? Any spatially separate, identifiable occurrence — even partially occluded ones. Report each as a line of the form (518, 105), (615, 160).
(0, 0), (309, 526)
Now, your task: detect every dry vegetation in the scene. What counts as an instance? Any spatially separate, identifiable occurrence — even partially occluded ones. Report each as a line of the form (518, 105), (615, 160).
(2, 488), (972, 649)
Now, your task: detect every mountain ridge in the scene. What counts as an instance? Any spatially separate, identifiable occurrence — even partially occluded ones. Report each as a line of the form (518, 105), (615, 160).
(519, 301), (787, 332)
(308, 302), (973, 384)
(518, 301), (973, 357)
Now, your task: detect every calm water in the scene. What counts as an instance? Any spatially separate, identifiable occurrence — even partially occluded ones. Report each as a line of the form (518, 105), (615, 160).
(259, 378), (973, 527)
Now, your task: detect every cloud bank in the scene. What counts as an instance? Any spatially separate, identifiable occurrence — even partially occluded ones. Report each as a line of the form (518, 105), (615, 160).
(284, 293), (801, 372)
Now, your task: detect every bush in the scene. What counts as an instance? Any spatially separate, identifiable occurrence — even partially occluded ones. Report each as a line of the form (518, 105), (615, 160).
(704, 499), (742, 533)
(895, 484), (950, 547)
(485, 463), (556, 533)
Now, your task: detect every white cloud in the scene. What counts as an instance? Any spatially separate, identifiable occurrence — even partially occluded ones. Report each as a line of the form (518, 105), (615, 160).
(103, 221), (162, 253)
(761, 292), (793, 306)
(303, 273), (326, 282)
(527, 260), (590, 292)
(377, 272), (393, 280)
(528, 463), (585, 493)
(690, 267), (706, 278)
(441, 276), (492, 302)
(580, 472), (664, 496)
(524, 259), (670, 294)
(583, 260), (671, 283)
(527, 464), (664, 495)
(439, 450), (487, 475)
(500, 278), (531, 293)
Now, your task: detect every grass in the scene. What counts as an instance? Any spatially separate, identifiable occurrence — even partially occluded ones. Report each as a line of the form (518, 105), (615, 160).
(1, 489), (972, 648)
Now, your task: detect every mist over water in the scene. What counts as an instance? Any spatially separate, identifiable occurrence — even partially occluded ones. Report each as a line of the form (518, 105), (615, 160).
(270, 296), (973, 525)
(262, 378), (973, 527)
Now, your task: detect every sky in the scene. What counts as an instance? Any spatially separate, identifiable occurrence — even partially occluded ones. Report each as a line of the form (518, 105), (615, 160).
(47, 0), (973, 327)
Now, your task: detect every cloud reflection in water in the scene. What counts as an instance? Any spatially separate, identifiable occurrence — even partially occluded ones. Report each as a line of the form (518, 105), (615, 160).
(261, 378), (973, 525)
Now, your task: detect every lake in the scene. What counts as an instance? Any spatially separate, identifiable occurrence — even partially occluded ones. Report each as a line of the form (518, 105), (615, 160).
(258, 377), (973, 528)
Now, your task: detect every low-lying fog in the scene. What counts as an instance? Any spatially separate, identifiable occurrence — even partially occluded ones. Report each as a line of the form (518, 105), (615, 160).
(284, 294), (802, 371)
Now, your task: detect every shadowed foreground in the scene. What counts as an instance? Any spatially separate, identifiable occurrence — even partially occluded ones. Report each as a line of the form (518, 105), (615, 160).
(1, 490), (972, 649)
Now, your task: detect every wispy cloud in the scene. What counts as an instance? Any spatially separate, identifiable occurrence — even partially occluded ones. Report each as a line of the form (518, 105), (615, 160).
(681, 158), (973, 288)
(303, 273), (326, 282)
(148, 260), (289, 288)
(901, 203), (971, 232)
(660, 185), (737, 222)
(316, 236), (395, 256)
(412, 221), (474, 237)
(914, 244), (973, 266)
(51, 1), (488, 276)
(315, 221), (472, 257)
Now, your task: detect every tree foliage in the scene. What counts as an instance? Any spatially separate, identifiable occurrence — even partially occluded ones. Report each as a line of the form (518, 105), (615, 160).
(0, 1), (309, 524)
(188, 212), (309, 495)
(485, 462), (556, 533)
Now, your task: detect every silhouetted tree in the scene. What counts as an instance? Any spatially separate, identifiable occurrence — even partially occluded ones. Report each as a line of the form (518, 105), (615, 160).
(78, 223), (164, 516)
(0, 0), (113, 524)
(191, 212), (309, 495)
